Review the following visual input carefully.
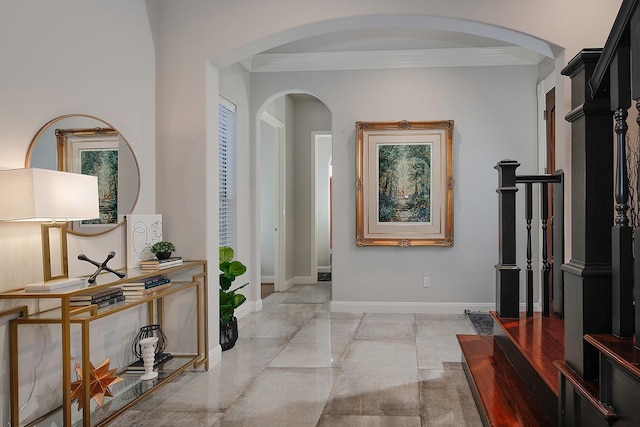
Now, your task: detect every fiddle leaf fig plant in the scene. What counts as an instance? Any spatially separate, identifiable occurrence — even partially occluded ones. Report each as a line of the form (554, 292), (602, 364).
(219, 246), (248, 324)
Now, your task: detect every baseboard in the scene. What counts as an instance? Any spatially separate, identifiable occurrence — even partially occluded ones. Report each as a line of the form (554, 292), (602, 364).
(208, 345), (222, 368)
(294, 275), (315, 285)
(261, 275), (275, 283)
(284, 277), (296, 289)
(519, 302), (542, 312)
(234, 303), (252, 319)
(330, 301), (496, 314)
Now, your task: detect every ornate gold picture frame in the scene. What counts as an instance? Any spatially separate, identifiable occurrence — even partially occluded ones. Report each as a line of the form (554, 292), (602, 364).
(355, 120), (454, 246)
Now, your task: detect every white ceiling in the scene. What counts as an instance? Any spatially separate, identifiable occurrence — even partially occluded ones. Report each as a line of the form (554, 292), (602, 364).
(242, 28), (549, 73)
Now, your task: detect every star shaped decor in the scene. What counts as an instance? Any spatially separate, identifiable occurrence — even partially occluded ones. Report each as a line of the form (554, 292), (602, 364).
(70, 358), (123, 410)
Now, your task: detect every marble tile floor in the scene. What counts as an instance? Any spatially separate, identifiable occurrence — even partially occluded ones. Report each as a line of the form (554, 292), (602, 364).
(111, 283), (483, 427)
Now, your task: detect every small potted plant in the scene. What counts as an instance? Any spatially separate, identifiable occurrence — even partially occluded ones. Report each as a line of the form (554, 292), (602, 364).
(150, 241), (176, 260)
(219, 246), (248, 350)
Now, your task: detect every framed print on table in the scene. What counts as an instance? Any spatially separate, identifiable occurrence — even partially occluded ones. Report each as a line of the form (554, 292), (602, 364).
(355, 120), (454, 247)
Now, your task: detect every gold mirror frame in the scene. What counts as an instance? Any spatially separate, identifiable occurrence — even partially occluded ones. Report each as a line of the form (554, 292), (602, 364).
(25, 114), (141, 236)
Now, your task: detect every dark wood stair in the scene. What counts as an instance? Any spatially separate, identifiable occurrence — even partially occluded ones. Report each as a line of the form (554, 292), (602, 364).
(458, 335), (553, 426)
(458, 311), (563, 426)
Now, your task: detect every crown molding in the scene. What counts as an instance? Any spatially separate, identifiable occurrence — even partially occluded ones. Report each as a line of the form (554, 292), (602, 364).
(247, 46), (542, 72)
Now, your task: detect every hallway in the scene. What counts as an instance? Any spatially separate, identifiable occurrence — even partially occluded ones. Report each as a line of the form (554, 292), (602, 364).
(112, 283), (483, 426)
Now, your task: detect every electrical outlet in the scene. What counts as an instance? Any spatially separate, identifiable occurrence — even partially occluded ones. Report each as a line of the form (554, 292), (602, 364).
(423, 276), (430, 288)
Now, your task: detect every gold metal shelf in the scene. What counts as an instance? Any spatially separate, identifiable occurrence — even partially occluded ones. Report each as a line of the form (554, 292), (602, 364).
(26, 355), (202, 427)
(4, 260), (208, 427)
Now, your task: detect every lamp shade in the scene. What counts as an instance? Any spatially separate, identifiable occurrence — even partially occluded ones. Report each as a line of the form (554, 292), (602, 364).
(0, 168), (99, 222)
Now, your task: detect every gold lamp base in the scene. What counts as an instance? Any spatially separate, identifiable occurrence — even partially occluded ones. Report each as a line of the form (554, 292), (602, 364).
(41, 222), (69, 282)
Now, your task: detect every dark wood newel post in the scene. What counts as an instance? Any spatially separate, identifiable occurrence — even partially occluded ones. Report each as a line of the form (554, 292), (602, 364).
(495, 159), (520, 318)
(561, 49), (614, 380)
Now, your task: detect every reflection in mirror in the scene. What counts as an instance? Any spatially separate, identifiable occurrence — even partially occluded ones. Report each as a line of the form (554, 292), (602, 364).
(26, 114), (140, 236)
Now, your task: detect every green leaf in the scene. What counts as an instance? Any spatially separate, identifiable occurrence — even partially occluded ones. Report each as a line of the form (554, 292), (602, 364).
(220, 274), (232, 291)
(227, 261), (247, 277)
(219, 246), (234, 263)
(220, 311), (234, 324)
(232, 293), (246, 308)
(219, 261), (232, 273)
(220, 289), (231, 303)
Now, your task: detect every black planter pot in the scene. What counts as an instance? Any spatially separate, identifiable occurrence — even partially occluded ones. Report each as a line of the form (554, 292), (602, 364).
(220, 317), (238, 351)
(156, 252), (172, 260)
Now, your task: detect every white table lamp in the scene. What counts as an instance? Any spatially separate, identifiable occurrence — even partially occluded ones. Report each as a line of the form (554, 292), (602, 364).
(0, 168), (99, 289)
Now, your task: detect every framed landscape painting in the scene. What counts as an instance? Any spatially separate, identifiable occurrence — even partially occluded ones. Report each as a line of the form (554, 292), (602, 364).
(355, 120), (454, 246)
(68, 135), (119, 228)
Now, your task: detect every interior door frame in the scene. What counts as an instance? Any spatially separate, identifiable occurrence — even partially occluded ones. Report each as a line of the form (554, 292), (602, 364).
(260, 111), (286, 292)
(537, 72), (556, 312)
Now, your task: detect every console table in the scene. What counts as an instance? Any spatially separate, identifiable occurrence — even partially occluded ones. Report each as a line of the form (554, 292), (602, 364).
(0, 260), (208, 427)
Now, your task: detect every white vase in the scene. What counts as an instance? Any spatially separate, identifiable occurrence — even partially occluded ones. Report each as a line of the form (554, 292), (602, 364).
(139, 336), (159, 381)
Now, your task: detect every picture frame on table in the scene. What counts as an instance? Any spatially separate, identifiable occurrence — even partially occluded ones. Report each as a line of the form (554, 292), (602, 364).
(355, 120), (454, 247)
(126, 214), (163, 268)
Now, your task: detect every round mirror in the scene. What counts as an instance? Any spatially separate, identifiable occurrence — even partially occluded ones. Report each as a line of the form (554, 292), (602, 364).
(25, 114), (140, 236)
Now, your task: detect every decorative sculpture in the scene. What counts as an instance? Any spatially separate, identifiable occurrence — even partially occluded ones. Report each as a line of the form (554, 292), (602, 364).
(78, 251), (126, 285)
(70, 358), (123, 410)
(139, 337), (159, 380)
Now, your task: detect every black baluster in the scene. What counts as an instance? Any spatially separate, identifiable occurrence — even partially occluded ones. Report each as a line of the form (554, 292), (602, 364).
(541, 183), (550, 317)
(615, 107), (630, 226)
(525, 182), (533, 317)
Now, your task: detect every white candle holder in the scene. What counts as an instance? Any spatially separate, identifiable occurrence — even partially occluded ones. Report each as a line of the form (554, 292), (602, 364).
(138, 336), (159, 381)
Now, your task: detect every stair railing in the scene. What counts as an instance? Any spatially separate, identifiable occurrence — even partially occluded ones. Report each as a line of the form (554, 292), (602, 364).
(495, 160), (563, 318)
(589, 0), (639, 344)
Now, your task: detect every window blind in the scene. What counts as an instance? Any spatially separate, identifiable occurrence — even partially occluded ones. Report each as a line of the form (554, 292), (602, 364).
(219, 97), (237, 248)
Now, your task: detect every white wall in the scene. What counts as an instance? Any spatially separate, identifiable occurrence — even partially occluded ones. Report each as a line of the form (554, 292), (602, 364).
(252, 65), (538, 311)
(152, 1), (621, 305)
(0, 1), (155, 423)
(0, 1), (156, 287)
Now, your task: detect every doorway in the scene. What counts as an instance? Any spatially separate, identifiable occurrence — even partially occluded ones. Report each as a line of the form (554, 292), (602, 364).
(545, 87), (561, 316)
(312, 132), (332, 282)
(260, 111), (285, 294)
(258, 93), (332, 297)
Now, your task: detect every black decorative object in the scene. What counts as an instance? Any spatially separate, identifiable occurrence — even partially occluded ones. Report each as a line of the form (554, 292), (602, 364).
(220, 317), (238, 351)
(132, 324), (168, 359)
(156, 252), (172, 260)
(78, 251), (126, 285)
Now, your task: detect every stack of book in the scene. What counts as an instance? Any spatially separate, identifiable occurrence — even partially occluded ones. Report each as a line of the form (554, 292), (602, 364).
(140, 256), (183, 270)
(122, 275), (171, 300)
(70, 287), (124, 309)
